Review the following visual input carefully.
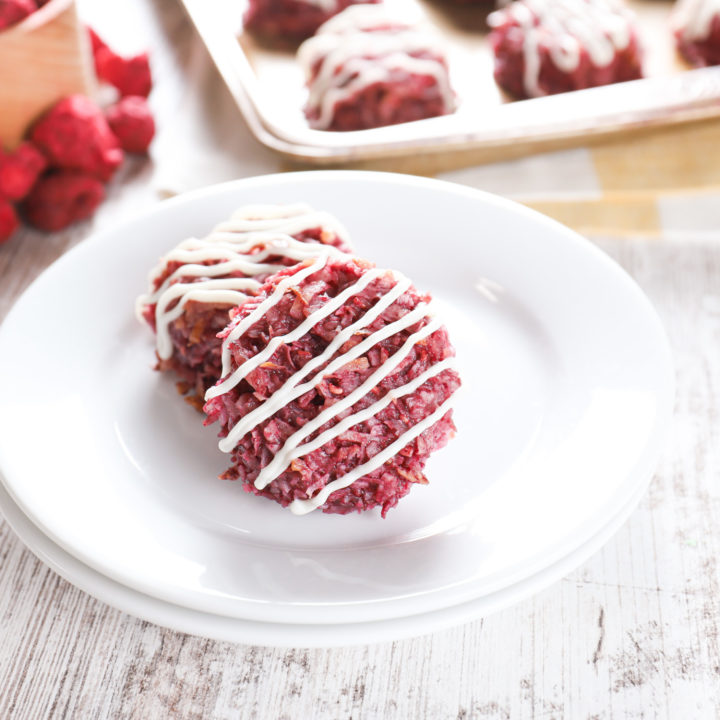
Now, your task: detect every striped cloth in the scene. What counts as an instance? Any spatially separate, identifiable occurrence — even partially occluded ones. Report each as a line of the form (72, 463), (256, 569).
(442, 118), (720, 238)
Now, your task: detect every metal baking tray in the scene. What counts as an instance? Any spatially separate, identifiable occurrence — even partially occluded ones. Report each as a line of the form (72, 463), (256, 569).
(179, 0), (720, 164)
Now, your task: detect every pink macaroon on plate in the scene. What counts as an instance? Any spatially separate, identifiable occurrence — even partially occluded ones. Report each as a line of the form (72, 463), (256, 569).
(0, 172), (673, 638)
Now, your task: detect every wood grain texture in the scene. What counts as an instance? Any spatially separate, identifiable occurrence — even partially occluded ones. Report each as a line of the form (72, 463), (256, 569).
(1, 1), (720, 718)
(0, 0), (94, 150)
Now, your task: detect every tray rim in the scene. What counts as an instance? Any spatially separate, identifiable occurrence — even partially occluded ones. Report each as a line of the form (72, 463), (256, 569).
(178, 0), (720, 164)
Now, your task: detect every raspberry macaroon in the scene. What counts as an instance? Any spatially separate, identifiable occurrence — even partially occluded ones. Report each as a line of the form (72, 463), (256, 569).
(203, 255), (461, 517)
(298, 6), (456, 130)
(137, 204), (353, 405)
(488, 0), (643, 99)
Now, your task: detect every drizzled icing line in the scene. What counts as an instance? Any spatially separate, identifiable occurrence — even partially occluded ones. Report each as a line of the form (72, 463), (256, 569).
(216, 253), (332, 379)
(252, 314), (445, 489)
(215, 273), (414, 452)
(289, 394), (456, 515)
(298, 6), (455, 130)
(208, 266), (388, 404)
(154, 278), (261, 360)
(213, 204), (351, 244)
(277, 356), (457, 487)
(208, 256), (455, 514)
(135, 204), (351, 361)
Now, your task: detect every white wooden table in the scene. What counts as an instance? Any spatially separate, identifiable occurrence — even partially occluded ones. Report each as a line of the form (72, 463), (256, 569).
(1, 1), (719, 717)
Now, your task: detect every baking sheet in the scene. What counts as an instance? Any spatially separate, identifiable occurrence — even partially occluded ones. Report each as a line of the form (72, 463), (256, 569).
(179, 0), (720, 163)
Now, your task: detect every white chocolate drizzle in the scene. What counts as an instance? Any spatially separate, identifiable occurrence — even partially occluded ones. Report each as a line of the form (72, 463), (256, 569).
(136, 204), (351, 360)
(214, 273), (414, 450)
(206, 257), (457, 514)
(253, 313), (444, 488)
(299, 0), (341, 13)
(282, 357), (456, 487)
(298, 6), (455, 130)
(488, 0), (636, 98)
(289, 394), (456, 515)
(671, 0), (720, 42)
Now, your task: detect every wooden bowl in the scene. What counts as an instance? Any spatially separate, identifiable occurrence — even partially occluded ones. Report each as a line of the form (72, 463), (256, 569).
(0, 0), (95, 150)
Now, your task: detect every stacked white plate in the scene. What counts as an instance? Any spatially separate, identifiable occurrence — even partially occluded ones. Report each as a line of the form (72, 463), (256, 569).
(0, 172), (673, 647)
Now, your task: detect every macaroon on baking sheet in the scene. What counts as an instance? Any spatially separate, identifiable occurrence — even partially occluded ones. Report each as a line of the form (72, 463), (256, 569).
(178, 0), (720, 163)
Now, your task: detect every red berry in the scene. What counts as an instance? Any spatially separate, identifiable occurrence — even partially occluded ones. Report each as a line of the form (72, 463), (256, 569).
(30, 95), (124, 182)
(86, 26), (107, 55)
(0, 142), (47, 201)
(0, 0), (36, 31)
(22, 171), (105, 232)
(0, 199), (20, 243)
(87, 26), (153, 97)
(105, 96), (155, 153)
(94, 46), (152, 98)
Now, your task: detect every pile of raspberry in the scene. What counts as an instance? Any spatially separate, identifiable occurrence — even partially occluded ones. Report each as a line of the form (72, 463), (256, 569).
(0, 21), (155, 241)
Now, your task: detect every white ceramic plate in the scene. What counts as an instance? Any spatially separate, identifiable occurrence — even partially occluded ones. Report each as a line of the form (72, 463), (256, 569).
(0, 474), (649, 647)
(0, 171), (673, 626)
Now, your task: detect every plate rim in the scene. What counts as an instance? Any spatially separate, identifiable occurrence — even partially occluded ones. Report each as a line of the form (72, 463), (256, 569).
(0, 473), (651, 647)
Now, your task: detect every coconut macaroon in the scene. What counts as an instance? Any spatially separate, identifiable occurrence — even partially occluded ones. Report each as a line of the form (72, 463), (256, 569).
(671, 0), (720, 67)
(203, 255), (461, 517)
(488, 0), (643, 98)
(137, 204), (353, 405)
(298, 6), (456, 131)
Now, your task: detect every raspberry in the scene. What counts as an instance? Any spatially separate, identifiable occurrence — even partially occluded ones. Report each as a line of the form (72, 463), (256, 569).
(88, 28), (153, 98)
(97, 49), (152, 97)
(87, 26), (106, 55)
(87, 27), (153, 97)
(105, 96), (155, 153)
(0, 142), (47, 201)
(0, 199), (20, 243)
(22, 171), (105, 232)
(0, 0), (36, 31)
(30, 95), (124, 182)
